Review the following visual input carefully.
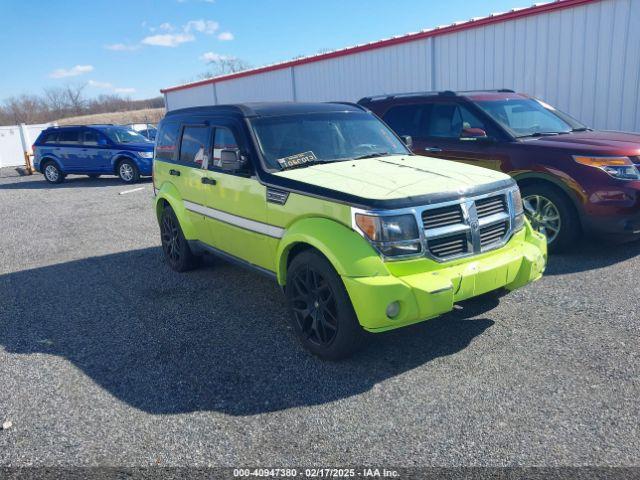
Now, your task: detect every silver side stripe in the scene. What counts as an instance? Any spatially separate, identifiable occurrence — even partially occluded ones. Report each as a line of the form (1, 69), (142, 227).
(184, 200), (285, 239)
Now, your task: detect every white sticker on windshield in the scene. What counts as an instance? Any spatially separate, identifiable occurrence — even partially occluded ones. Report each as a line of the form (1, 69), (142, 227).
(277, 151), (318, 169)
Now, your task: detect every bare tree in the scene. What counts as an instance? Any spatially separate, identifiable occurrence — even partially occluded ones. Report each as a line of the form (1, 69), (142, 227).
(200, 57), (252, 79)
(0, 84), (165, 126)
(63, 84), (87, 115)
(0, 94), (47, 124)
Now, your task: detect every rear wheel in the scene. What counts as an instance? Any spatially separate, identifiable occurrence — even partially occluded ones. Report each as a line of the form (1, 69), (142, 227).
(43, 162), (64, 184)
(521, 184), (580, 253)
(159, 205), (200, 272)
(118, 159), (140, 184)
(286, 250), (366, 360)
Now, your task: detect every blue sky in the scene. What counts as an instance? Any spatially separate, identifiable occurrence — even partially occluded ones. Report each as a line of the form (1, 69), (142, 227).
(1, 0), (526, 101)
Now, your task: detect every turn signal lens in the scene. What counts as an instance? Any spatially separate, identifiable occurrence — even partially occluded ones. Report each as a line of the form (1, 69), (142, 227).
(355, 214), (379, 241)
(574, 156), (640, 180)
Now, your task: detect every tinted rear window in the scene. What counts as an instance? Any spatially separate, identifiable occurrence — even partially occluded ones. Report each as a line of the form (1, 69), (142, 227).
(57, 130), (80, 145)
(155, 121), (180, 161)
(382, 104), (428, 138)
(40, 132), (58, 144)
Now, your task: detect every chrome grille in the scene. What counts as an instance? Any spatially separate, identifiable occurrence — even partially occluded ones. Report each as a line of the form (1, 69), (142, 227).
(422, 205), (464, 229)
(475, 195), (507, 218)
(428, 233), (469, 258)
(480, 221), (508, 247)
(421, 190), (515, 261)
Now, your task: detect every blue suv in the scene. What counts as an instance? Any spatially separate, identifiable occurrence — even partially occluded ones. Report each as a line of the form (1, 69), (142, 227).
(33, 125), (155, 184)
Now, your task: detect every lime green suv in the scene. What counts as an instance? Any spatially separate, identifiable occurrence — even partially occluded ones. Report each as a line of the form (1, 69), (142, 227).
(153, 102), (546, 359)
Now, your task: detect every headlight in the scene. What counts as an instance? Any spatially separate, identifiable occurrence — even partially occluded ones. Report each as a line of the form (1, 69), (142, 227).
(574, 155), (640, 180)
(138, 151), (154, 159)
(511, 188), (525, 231)
(354, 213), (421, 257)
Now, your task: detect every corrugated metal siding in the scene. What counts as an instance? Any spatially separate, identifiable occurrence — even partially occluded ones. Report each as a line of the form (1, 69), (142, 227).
(166, 83), (216, 111)
(216, 68), (294, 103)
(165, 0), (640, 132)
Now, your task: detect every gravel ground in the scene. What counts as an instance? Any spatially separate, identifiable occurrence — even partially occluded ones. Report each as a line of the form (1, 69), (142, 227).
(0, 170), (639, 468)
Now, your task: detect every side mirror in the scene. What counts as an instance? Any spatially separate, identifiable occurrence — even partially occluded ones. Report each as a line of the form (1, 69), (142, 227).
(97, 137), (108, 146)
(219, 149), (245, 171)
(460, 127), (488, 140)
(401, 135), (413, 149)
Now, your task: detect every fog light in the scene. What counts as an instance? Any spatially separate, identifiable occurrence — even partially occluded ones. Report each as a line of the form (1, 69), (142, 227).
(386, 301), (400, 319)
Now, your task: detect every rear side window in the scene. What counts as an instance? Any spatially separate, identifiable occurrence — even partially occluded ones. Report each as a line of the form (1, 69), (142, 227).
(383, 104), (428, 139)
(156, 121), (180, 161)
(40, 132), (58, 144)
(57, 130), (80, 145)
(179, 126), (210, 168)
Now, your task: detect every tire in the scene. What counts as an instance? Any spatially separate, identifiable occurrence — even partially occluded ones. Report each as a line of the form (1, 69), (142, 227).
(521, 183), (580, 253)
(87, 174), (101, 179)
(159, 205), (200, 272)
(286, 250), (366, 360)
(117, 159), (140, 184)
(42, 161), (64, 184)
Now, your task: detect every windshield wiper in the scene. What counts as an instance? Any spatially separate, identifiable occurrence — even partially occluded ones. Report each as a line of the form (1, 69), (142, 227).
(353, 151), (390, 160)
(571, 127), (591, 132)
(517, 132), (562, 138)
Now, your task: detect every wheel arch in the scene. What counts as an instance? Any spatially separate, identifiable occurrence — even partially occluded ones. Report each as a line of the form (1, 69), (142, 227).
(111, 153), (137, 174)
(40, 156), (63, 171)
(275, 217), (389, 287)
(513, 172), (585, 216)
(154, 183), (198, 240)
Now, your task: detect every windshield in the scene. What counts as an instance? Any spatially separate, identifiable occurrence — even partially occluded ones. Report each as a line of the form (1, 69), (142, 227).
(250, 111), (409, 170)
(475, 98), (586, 138)
(102, 127), (151, 144)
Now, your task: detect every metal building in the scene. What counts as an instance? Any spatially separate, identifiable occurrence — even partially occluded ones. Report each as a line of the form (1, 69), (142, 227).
(161, 0), (640, 132)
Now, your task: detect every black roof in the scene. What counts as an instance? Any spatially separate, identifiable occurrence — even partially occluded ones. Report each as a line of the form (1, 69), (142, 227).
(165, 102), (367, 119)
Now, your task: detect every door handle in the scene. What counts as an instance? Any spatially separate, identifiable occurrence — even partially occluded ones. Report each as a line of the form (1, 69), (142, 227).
(169, 169), (181, 176)
(424, 147), (443, 153)
(201, 177), (217, 186)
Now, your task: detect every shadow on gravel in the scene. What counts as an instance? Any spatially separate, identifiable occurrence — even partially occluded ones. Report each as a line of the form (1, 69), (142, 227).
(0, 176), (152, 190)
(545, 237), (640, 276)
(0, 247), (494, 416)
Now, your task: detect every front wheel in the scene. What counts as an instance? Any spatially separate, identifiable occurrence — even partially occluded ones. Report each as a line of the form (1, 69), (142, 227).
(118, 159), (140, 184)
(159, 205), (200, 272)
(43, 162), (64, 184)
(286, 250), (366, 360)
(521, 184), (580, 253)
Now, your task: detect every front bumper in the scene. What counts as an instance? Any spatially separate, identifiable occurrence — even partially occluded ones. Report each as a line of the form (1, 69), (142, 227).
(342, 225), (547, 332)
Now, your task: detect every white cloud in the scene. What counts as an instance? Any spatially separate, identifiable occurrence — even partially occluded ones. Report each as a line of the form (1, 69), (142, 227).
(88, 80), (113, 89)
(184, 19), (219, 34)
(105, 43), (139, 51)
(142, 33), (195, 47)
(159, 22), (174, 31)
(87, 80), (135, 95)
(49, 65), (94, 79)
(217, 31), (234, 41)
(199, 52), (229, 63)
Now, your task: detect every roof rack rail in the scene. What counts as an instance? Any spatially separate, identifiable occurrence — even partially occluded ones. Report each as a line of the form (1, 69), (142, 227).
(49, 123), (116, 128)
(359, 88), (515, 103)
(326, 101), (368, 111)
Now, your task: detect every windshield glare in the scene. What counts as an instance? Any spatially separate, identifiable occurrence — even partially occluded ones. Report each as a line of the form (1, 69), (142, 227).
(475, 98), (584, 137)
(251, 112), (409, 170)
(103, 127), (150, 144)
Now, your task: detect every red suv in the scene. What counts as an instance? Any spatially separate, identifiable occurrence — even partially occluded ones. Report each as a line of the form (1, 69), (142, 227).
(359, 90), (640, 252)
